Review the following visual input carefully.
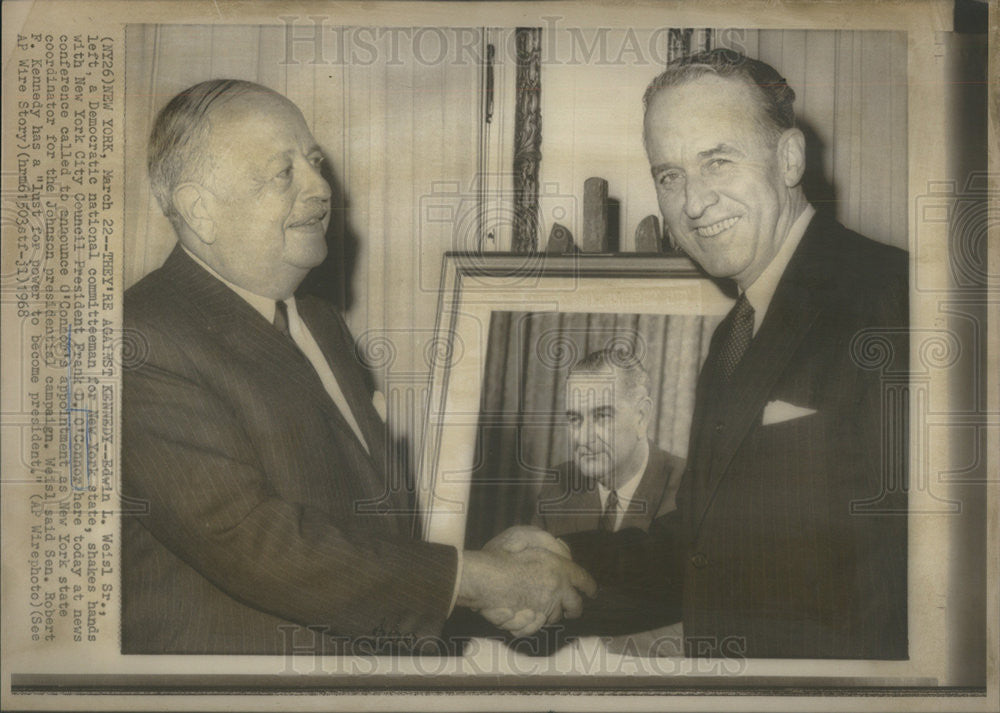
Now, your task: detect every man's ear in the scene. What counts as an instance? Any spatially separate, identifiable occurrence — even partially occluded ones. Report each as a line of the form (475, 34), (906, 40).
(777, 127), (806, 188)
(172, 183), (215, 244)
(636, 394), (653, 434)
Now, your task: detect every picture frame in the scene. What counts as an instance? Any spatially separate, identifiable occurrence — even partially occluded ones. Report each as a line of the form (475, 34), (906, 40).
(418, 252), (731, 552)
(414, 251), (952, 689)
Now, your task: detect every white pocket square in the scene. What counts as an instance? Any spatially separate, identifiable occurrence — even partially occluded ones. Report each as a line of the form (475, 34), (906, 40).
(762, 400), (817, 426)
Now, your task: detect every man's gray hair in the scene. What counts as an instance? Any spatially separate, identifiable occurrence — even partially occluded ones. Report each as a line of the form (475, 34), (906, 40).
(643, 48), (796, 145)
(568, 346), (651, 401)
(147, 79), (277, 231)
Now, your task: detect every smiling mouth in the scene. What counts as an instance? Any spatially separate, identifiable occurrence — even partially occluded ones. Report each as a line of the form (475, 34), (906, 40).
(695, 215), (741, 238)
(289, 213), (327, 229)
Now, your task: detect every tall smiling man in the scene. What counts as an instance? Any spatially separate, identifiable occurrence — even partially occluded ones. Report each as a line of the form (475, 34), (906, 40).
(513, 50), (909, 659)
(122, 79), (594, 654)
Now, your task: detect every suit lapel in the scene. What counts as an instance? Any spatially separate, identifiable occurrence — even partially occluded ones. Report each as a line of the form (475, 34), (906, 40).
(681, 309), (733, 540)
(691, 220), (830, 535)
(161, 247), (381, 469)
(570, 488), (604, 533)
(621, 444), (669, 529)
(159, 247), (323, 403)
(297, 298), (388, 473)
(548, 462), (603, 532)
(220, 317), (339, 425)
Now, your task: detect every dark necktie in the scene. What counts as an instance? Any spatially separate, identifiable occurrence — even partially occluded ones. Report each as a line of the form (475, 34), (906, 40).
(718, 293), (755, 380)
(273, 300), (293, 341)
(599, 489), (619, 532)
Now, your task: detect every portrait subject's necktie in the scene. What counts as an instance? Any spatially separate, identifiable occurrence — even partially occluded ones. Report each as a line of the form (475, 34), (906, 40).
(599, 489), (620, 532)
(718, 293), (755, 380)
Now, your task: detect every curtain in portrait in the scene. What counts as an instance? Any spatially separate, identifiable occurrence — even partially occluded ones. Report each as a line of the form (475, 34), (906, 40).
(464, 311), (720, 548)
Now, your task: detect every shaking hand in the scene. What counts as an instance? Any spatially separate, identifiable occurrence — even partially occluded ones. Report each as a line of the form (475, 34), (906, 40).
(459, 532), (595, 638)
(484, 525), (571, 559)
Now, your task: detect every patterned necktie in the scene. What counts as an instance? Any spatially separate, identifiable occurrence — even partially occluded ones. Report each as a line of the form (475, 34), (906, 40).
(599, 489), (619, 532)
(718, 293), (755, 380)
(273, 300), (293, 341)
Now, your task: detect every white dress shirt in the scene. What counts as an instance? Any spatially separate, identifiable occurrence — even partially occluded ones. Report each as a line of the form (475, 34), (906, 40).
(744, 204), (815, 335)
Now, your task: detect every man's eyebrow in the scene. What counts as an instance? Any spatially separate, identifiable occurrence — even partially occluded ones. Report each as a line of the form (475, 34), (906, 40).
(698, 143), (741, 160)
(649, 163), (680, 177)
(261, 150), (292, 168)
(649, 144), (743, 176)
(264, 145), (323, 164)
(589, 405), (614, 418)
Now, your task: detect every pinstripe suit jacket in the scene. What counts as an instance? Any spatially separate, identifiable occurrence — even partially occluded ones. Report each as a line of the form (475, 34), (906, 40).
(121, 246), (457, 654)
(565, 214), (908, 659)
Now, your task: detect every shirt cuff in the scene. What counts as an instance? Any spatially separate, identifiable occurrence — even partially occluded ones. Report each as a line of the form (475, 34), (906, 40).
(448, 546), (463, 616)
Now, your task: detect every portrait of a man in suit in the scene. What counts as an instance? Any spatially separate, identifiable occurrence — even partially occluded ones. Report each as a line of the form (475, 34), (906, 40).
(120, 79), (596, 654)
(493, 49), (909, 660)
(532, 348), (685, 537)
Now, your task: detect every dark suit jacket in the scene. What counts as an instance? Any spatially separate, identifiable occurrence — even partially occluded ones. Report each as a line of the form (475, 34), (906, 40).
(444, 444), (685, 649)
(531, 443), (685, 536)
(122, 246), (457, 654)
(565, 214), (908, 659)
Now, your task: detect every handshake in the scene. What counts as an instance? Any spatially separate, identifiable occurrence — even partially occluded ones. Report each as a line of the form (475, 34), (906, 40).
(457, 526), (597, 638)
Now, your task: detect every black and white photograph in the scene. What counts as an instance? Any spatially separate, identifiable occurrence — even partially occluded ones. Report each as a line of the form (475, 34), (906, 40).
(0, 0), (994, 710)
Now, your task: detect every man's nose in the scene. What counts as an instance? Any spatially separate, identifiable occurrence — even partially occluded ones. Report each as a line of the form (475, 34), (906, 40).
(683, 175), (718, 220)
(301, 158), (332, 204)
(578, 418), (598, 445)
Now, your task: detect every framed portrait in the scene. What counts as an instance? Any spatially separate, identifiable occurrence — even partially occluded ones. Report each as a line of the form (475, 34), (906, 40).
(418, 252), (730, 551)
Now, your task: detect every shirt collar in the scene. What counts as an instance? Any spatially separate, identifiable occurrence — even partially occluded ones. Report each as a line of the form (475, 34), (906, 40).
(182, 245), (290, 323)
(743, 204), (815, 334)
(597, 440), (649, 509)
